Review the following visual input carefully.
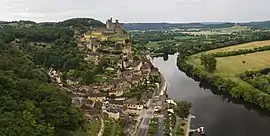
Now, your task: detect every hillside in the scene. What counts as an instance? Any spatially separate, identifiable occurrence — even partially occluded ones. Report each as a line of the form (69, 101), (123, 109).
(0, 18), (108, 135)
(0, 18), (106, 28)
(124, 20), (270, 30)
(124, 22), (235, 30)
(56, 18), (105, 27)
(240, 21), (270, 28)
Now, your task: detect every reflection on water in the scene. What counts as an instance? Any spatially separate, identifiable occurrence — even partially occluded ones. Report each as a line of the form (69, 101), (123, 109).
(152, 54), (270, 136)
(163, 54), (169, 61)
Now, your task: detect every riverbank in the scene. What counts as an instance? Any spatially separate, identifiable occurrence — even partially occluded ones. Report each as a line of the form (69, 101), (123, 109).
(150, 55), (192, 136)
(136, 55), (168, 136)
(152, 54), (270, 136)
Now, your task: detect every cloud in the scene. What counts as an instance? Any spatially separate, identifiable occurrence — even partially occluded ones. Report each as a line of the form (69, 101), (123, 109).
(0, 0), (270, 22)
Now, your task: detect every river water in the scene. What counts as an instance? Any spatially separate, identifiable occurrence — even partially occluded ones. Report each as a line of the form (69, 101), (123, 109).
(152, 54), (270, 136)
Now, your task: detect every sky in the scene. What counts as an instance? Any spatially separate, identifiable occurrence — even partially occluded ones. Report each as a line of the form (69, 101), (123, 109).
(0, 0), (270, 23)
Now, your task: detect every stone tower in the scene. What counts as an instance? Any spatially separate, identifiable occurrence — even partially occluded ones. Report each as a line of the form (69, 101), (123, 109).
(106, 17), (113, 29)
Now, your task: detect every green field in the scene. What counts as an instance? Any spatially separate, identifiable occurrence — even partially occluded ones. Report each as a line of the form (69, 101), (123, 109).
(188, 40), (270, 84)
(188, 50), (270, 77)
(174, 35), (200, 40)
(215, 50), (270, 76)
(203, 40), (270, 54)
(107, 35), (128, 42)
(145, 40), (174, 48)
(187, 46), (270, 94)
(181, 26), (250, 35)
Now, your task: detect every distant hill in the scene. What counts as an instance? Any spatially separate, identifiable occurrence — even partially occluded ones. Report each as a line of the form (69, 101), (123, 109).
(0, 18), (106, 28)
(55, 18), (105, 28)
(124, 22), (235, 30)
(239, 21), (270, 28)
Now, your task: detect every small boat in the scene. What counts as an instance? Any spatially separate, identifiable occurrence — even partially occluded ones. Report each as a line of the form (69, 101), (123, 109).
(196, 127), (206, 135)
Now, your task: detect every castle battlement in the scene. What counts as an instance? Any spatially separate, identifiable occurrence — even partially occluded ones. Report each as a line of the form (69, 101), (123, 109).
(106, 17), (124, 34)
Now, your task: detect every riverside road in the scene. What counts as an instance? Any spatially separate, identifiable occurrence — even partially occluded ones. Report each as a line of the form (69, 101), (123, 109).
(137, 66), (167, 136)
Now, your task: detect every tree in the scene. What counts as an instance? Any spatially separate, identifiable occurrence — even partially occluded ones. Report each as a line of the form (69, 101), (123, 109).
(200, 55), (217, 73)
(173, 101), (192, 118)
(115, 43), (123, 50)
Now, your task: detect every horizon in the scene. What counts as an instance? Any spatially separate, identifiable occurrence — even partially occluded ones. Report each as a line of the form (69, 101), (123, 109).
(1, 0), (270, 23)
(1, 17), (269, 24)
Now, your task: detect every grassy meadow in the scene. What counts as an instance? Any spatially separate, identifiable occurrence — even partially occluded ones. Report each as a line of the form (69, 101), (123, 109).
(215, 50), (270, 76)
(145, 40), (174, 48)
(204, 40), (270, 54)
(189, 49), (270, 77)
(187, 41), (270, 88)
(180, 26), (250, 35)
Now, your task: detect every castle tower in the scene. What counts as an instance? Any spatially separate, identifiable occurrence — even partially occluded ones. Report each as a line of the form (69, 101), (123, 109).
(106, 17), (113, 29)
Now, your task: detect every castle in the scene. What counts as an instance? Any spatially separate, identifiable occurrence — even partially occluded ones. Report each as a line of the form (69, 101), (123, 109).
(106, 17), (124, 34)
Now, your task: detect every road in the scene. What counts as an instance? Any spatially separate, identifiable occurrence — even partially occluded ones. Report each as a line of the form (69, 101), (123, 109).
(137, 58), (167, 136)
(185, 114), (194, 136)
(137, 106), (155, 136)
(157, 117), (164, 136)
(97, 116), (104, 136)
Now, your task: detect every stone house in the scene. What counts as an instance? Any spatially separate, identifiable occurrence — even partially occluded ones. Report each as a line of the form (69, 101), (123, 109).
(150, 69), (160, 77)
(124, 99), (144, 110)
(48, 68), (61, 84)
(131, 75), (142, 85)
(108, 100), (124, 107)
(102, 83), (115, 92)
(88, 93), (106, 102)
(109, 88), (124, 97)
(84, 99), (94, 108)
(122, 70), (133, 81)
(79, 85), (90, 92)
(133, 62), (143, 71)
(142, 69), (151, 76)
(66, 80), (79, 86)
(103, 106), (123, 120)
(141, 61), (151, 70)
(133, 70), (142, 76)
(117, 81), (132, 91)
(71, 97), (84, 107)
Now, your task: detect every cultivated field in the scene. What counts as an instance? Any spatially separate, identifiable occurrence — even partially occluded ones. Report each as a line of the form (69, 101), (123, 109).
(145, 40), (174, 48)
(216, 50), (270, 75)
(203, 40), (270, 54)
(188, 50), (270, 77)
(181, 26), (250, 35)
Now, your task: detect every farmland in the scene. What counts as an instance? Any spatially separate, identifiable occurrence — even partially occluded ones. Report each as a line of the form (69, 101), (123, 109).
(215, 51), (270, 75)
(188, 50), (270, 77)
(180, 37), (270, 111)
(188, 40), (270, 77)
(180, 26), (251, 35)
(203, 40), (270, 54)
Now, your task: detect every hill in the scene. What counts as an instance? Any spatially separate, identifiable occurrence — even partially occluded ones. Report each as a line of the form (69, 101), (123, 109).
(0, 18), (106, 28)
(56, 18), (105, 28)
(240, 21), (270, 28)
(124, 20), (270, 30)
(124, 22), (235, 30)
(0, 20), (91, 136)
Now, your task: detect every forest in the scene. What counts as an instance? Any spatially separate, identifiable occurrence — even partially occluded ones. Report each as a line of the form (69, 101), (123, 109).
(0, 18), (104, 136)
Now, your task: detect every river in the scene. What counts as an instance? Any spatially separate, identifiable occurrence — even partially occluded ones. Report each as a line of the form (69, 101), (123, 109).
(152, 54), (270, 136)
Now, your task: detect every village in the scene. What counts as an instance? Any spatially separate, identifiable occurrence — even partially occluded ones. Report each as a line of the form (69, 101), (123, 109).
(46, 18), (177, 136)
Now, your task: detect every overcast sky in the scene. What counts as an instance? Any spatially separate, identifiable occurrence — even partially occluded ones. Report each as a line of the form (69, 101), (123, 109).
(0, 0), (269, 23)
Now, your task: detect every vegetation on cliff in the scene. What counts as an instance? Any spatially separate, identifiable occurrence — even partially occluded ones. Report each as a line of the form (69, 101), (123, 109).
(0, 18), (109, 136)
